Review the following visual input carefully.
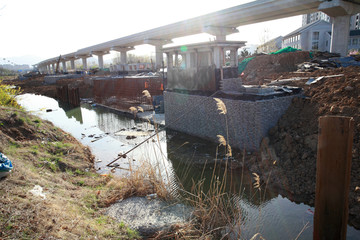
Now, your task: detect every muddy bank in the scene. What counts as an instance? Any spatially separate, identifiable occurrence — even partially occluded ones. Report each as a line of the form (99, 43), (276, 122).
(263, 66), (360, 228)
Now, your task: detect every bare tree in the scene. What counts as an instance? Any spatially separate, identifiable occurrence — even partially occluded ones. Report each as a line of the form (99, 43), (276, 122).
(259, 27), (270, 46)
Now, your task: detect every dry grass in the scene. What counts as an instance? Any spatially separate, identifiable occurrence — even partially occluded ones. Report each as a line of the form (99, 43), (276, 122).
(100, 161), (172, 207)
(0, 107), (140, 239)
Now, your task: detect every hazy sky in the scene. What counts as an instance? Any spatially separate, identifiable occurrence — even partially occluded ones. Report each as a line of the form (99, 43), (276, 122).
(0, 0), (302, 65)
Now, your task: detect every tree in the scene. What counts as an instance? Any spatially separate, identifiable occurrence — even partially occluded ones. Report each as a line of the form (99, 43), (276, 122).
(240, 48), (250, 57)
(259, 27), (270, 46)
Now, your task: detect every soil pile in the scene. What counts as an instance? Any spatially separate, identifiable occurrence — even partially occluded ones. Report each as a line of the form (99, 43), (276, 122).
(242, 51), (311, 85)
(267, 66), (360, 228)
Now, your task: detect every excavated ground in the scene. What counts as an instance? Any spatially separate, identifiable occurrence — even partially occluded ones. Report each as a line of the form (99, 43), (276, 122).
(258, 65), (360, 229)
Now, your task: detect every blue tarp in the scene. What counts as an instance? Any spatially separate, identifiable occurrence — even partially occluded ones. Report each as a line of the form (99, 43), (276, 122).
(329, 56), (360, 67)
(0, 153), (13, 172)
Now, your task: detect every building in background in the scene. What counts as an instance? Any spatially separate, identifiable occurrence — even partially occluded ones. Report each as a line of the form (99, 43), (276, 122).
(282, 20), (332, 52)
(256, 36), (283, 53)
(302, 12), (360, 30)
(302, 12), (331, 26)
(281, 12), (360, 53)
(349, 29), (360, 51)
(352, 13), (360, 30)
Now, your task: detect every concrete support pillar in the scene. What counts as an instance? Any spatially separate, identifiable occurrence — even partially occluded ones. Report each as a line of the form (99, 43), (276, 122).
(331, 15), (351, 56)
(111, 46), (135, 65)
(47, 65), (50, 74)
(51, 63), (55, 74)
(155, 44), (163, 70)
(82, 57), (87, 70)
(229, 48), (239, 67)
(213, 46), (224, 68)
(62, 61), (67, 72)
(174, 51), (179, 67)
(120, 51), (127, 64)
(185, 53), (191, 69)
(203, 26), (239, 41)
(92, 51), (109, 69)
(144, 39), (172, 71)
(180, 54), (186, 68)
(208, 52), (213, 66)
(70, 59), (75, 70)
(185, 52), (198, 69)
(319, 0), (360, 56)
(98, 54), (104, 69)
(167, 53), (173, 70)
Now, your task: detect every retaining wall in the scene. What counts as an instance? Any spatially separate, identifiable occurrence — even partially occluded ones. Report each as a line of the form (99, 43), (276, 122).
(44, 74), (81, 84)
(93, 77), (163, 101)
(164, 91), (297, 151)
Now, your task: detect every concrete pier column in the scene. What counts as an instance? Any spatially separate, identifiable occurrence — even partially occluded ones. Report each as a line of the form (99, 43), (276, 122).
(70, 59), (75, 70)
(167, 52), (173, 70)
(319, 0), (360, 56)
(76, 54), (92, 71)
(51, 63), (55, 74)
(47, 65), (51, 74)
(82, 57), (87, 70)
(180, 54), (186, 68)
(174, 51), (179, 67)
(155, 44), (163, 70)
(98, 55), (104, 69)
(229, 48), (239, 67)
(111, 46), (135, 65)
(120, 51), (127, 64)
(144, 39), (172, 71)
(203, 26), (239, 41)
(213, 46), (224, 68)
(331, 15), (351, 56)
(62, 61), (67, 72)
(185, 53), (191, 69)
(92, 51), (109, 69)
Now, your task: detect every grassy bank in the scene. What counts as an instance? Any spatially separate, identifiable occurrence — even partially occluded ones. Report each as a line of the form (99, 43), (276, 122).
(0, 105), (140, 239)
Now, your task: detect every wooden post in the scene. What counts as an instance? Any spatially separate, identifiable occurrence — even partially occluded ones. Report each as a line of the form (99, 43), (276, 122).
(313, 116), (354, 240)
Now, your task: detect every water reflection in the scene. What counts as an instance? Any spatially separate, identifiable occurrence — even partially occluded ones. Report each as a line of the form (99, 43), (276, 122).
(16, 94), (360, 240)
(59, 102), (83, 123)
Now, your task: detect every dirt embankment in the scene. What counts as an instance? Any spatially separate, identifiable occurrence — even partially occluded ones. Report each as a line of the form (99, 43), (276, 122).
(0, 107), (139, 239)
(241, 51), (312, 85)
(262, 66), (360, 228)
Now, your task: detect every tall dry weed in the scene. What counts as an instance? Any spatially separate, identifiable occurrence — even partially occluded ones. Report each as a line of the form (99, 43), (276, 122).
(101, 160), (172, 207)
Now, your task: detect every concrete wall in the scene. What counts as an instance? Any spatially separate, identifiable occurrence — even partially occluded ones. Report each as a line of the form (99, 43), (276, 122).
(164, 91), (297, 151)
(44, 74), (81, 84)
(167, 66), (216, 91)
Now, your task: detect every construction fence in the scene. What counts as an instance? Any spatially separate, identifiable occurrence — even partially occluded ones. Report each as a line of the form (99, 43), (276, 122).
(93, 77), (164, 103)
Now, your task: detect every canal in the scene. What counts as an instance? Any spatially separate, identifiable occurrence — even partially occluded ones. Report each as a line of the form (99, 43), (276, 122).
(16, 93), (360, 239)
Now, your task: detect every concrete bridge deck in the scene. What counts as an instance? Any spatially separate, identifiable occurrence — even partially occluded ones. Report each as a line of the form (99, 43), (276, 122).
(37, 0), (360, 72)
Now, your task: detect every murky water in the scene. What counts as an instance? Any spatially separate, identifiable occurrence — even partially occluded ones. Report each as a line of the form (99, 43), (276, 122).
(16, 94), (360, 240)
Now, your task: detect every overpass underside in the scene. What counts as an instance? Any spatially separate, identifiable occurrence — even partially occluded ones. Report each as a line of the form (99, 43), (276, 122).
(37, 0), (360, 72)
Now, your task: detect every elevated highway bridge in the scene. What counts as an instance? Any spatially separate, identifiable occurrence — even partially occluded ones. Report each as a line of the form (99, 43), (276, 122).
(36, 0), (360, 73)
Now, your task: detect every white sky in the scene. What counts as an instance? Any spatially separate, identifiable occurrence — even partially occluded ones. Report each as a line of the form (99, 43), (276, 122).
(0, 0), (302, 65)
